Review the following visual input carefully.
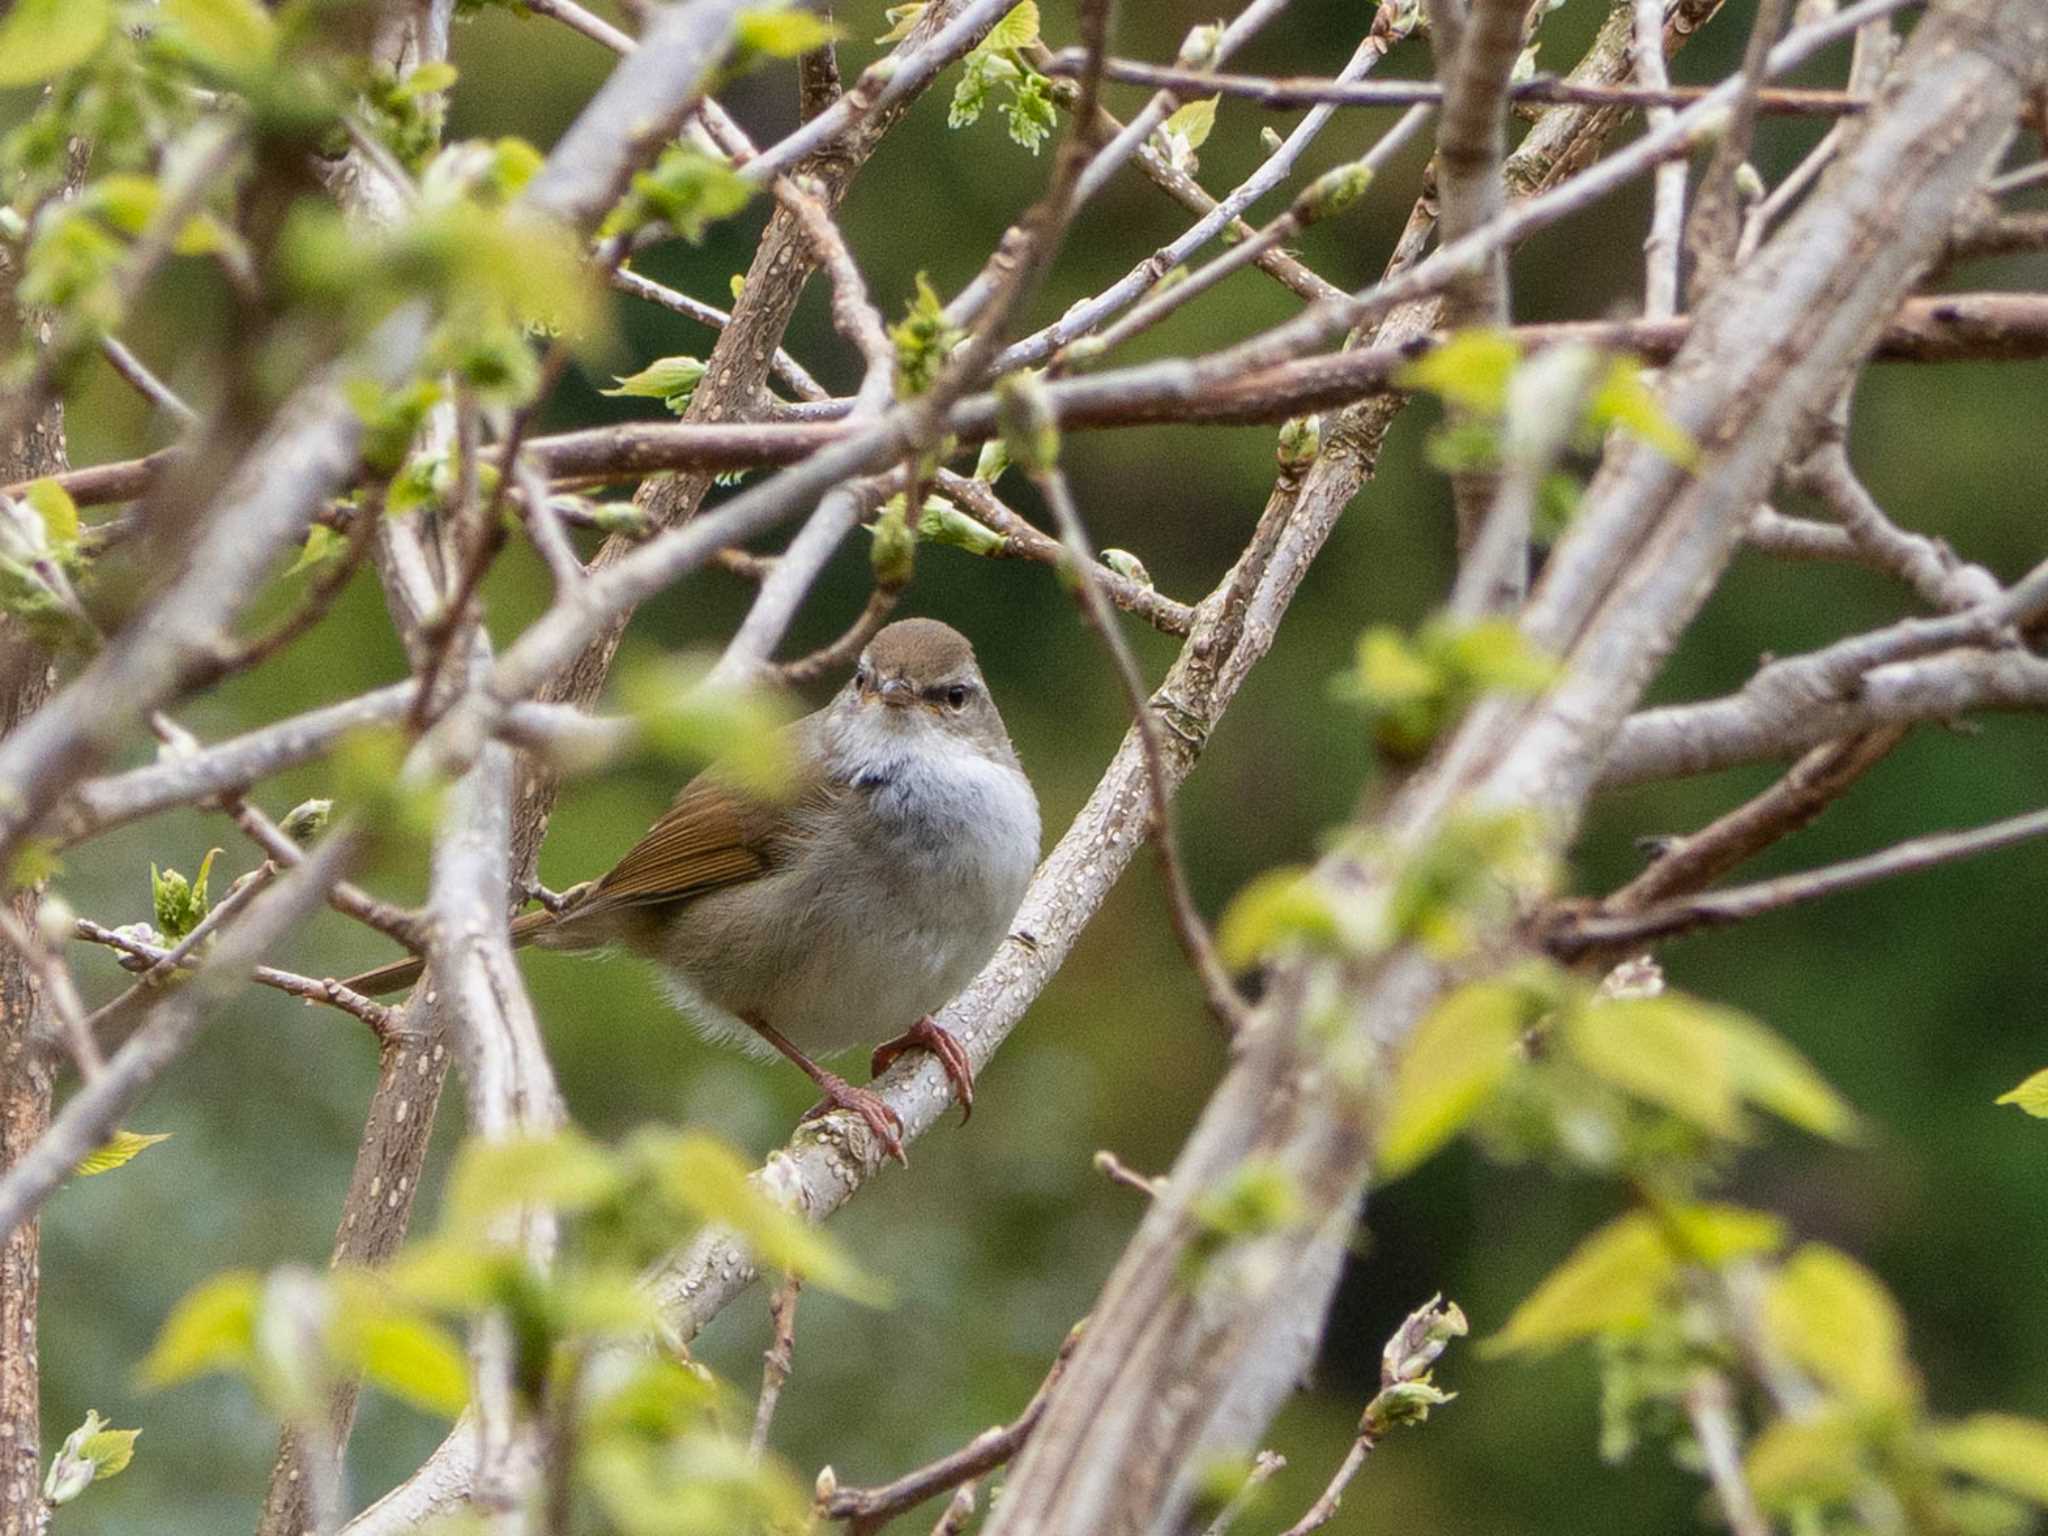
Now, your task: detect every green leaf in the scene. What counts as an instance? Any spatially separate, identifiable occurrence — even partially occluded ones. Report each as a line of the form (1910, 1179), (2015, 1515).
(979, 0), (1041, 53)
(1996, 1068), (2048, 1117)
(891, 273), (962, 397)
(283, 524), (344, 579)
(735, 7), (843, 57)
(617, 656), (796, 798)
(445, 1129), (625, 1234)
(75, 1130), (172, 1177)
(1400, 330), (1523, 415)
(1931, 1415), (2048, 1504)
(140, 1271), (261, 1388)
(149, 848), (219, 942)
(1215, 865), (1341, 970)
(1764, 1243), (1915, 1408)
(23, 478), (80, 551)
(1662, 1202), (1785, 1265)
(1379, 981), (1527, 1178)
(1746, 1407), (1868, 1507)
(643, 1132), (885, 1303)
(1161, 96), (1219, 152)
(603, 355), (708, 414)
(1588, 358), (1700, 469)
(394, 60), (458, 99)
(1485, 1212), (1675, 1356)
(348, 1310), (470, 1416)
(161, 0), (278, 72)
(604, 147), (752, 243)
(0, 0), (111, 86)
(948, 49), (1015, 129)
(1564, 995), (1743, 1139)
(85, 173), (162, 236)
(875, 2), (927, 43)
(79, 1427), (140, 1479)
(1002, 69), (1056, 154)
(1710, 1010), (1859, 1141)
(9, 839), (62, 888)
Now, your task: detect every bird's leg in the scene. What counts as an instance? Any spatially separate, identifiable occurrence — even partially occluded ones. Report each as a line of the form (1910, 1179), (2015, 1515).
(745, 1014), (907, 1166)
(871, 1015), (975, 1124)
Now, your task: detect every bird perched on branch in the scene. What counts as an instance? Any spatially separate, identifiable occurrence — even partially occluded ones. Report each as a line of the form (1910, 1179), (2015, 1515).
(344, 619), (1040, 1163)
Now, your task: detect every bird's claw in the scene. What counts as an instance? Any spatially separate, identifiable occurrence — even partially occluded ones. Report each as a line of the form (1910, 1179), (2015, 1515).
(871, 1015), (975, 1125)
(801, 1072), (908, 1166)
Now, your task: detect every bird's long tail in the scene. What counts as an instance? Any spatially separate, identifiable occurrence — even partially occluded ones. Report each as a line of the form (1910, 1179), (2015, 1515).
(340, 906), (559, 997)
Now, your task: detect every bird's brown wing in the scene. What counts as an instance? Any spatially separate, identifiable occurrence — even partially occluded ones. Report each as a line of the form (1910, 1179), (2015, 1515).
(574, 715), (837, 916)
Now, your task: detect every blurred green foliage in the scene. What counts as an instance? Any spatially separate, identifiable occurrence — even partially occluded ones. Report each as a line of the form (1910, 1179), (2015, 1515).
(9, 0), (2048, 1529)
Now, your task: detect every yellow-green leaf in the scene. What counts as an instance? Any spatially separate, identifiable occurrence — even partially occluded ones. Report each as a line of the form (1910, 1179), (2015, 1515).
(163, 0), (277, 69)
(1996, 1068), (2048, 1118)
(977, 0), (1040, 53)
(736, 6), (843, 56)
(1378, 981), (1526, 1178)
(1483, 1212), (1675, 1356)
(140, 1271), (261, 1388)
(1162, 96), (1219, 151)
(644, 1132), (885, 1303)
(1930, 1414), (2048, 1504)
(1764, 1243), (1914, 1408)
(1662, 1202), (1786, 1265)
(75, 1130), (172, 1177)
(1588, 358), (1700, 469)
(1564, 995), (1742, 1138)
(80, 1426), (140, 1479)
(1215, 865), (1340, 971)
(445, 1129), (624, 1233)
(0, 0), (111, 87)
(1710, 1010), (1860, 1141)
(1400, 330), (1523, 415)
(1746, 1408), (1867, 1507)
(875, 2), (927, 43)
(283, 524), (343, 578)
(350, 1312), (470, 1416)
(24, 478), (79, 550)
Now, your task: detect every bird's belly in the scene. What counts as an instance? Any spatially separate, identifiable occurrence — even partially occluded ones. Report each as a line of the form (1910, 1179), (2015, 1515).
(654, 867), (1013, 1060)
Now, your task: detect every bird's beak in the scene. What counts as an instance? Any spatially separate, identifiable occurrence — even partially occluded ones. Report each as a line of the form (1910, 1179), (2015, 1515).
(878, 676), (914, 709)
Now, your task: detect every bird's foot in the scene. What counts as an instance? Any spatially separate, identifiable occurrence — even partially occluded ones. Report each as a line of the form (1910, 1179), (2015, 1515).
(871, 1015), (975, 1125)
(799, 1072), (908, 1166)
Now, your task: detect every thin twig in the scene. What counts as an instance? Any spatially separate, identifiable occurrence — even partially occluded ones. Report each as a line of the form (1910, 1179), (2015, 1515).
(1633, 0), (1685, 319)
(1026, 439), (1254, 1042)
(98, 335), (200, 426)
(821, 1325), (1083, 1532)
(749, 1274), (801, 1460)
(1682, 1371), (1772, 1536)
(1276, 1437), (1371, 1536)
(1042, 53), (1871, 115)
(1543, 805), (2048, 954)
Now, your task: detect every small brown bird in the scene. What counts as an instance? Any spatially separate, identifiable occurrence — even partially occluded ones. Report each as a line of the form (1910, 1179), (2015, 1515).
(345, 619), (1040, 1162)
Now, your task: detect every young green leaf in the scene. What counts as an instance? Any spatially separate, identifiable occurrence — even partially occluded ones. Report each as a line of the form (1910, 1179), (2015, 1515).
(149, 848), (219, 942)
(75, 1129), (173, 1177)
(735, 7), (843, 57)
(602, 354), (709, 414)
(347, 1311), (471, 1416)
(1400, 330), (1523, 415)
(1215, 865), (1341, 970)
(1161, 96), (1219, 153)
(644, 1132), (885, 1303)
(0, 0), (112, 87)
(140, 1271), (262, 1388)
(1930, 1414), (2048, 1504)
(980, 0), (1041, 52)
(1563, 995), (1743, 1139)
(875, 2), (927, 43)
(42, 1410), (140, 1506)
(78, 1425), (139, 1479)
(444, 1129), (625, 1234)
(891, 273), (963, 397)
(161, 0), (279, 74)
(1484, 1212), (1675, 1356)
(1764, 1243), (1915, 1408)
(1745, 1408), (1868, 1507)
(283, 524), (344, 579)
(1995, 1067), (2048, 1117)
(1379, 981), (1528, 1178)
(1710, 1010), (1860, 1142)
(1588, 358), (1700, 469)
(1002, 69), (1057, 154)
(23, 478), (80, 551)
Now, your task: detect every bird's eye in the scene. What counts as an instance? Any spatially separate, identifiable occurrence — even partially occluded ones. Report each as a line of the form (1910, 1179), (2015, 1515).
(945, 683), (971, 709)
(853, 664), (870, 688)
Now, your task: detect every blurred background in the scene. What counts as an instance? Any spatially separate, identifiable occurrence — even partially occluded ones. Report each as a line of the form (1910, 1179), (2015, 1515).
(12, 0), (2048, 1529)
